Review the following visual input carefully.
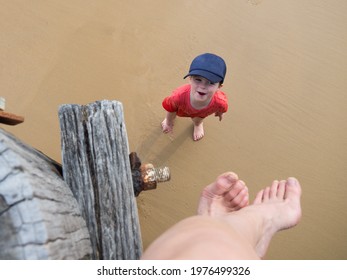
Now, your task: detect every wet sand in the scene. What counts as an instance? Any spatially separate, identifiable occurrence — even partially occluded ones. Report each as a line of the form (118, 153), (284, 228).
(2, 0), (347, 259)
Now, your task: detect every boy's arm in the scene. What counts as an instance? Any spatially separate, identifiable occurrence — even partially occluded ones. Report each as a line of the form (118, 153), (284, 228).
(215, 112), (224, 121)
(162, 111), (176, 133)
(166, 111), (177, 124)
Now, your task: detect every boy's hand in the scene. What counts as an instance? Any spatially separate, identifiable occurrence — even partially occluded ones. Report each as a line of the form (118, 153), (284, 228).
(215, 112), (223, 121)
(161, 118), (174, 133)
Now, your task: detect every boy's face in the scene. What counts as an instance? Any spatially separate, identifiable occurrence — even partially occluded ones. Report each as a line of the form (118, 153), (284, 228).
(189, 76), (222, 103)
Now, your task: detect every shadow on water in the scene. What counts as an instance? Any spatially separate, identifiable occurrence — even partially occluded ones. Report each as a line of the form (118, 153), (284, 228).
(135, 124), (191, 166)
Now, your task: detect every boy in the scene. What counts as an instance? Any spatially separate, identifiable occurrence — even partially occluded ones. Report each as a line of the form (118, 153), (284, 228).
(161, 53), (228, 141)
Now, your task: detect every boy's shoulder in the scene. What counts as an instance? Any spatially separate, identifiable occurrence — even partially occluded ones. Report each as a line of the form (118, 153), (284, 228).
(216, 89), (227, 97)
(214, 90), (228, 103)
(169, 84), (191, 99)
(172, 83), (191, 94)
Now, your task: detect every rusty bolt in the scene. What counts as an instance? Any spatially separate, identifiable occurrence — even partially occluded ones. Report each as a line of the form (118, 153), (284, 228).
(129, 152), (171, 196)
(140, 163), (171, 191)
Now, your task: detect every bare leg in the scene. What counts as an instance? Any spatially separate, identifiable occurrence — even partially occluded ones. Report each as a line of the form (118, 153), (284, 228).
(141, 174), (301, 260)
(192, 117), (204, 141)
(162, 111), (176, 133)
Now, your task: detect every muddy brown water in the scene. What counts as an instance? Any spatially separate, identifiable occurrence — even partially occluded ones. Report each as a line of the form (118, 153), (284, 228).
(2, 0), (347, 259)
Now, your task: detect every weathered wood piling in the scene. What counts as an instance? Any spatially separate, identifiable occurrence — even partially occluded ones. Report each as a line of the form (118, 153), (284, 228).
(0, 128), (92, 259)
(0, 100), (143, 259)
(58, 100), (142, 260)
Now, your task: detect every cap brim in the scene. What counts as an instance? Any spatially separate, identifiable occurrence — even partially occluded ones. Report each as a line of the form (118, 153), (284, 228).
(183, 70), (223, 83)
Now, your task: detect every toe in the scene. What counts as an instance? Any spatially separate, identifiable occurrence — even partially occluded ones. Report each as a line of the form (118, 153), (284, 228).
(210, 172), (239, 195)
(277, 180), (286, 199)
(262, 186), (271, 202)
(269, 180), (279, 198)
(224, 179), (246, 201)
(285, 177), (302, 200)
(253, 189), (264, 204)
(226, 187), (249, 210)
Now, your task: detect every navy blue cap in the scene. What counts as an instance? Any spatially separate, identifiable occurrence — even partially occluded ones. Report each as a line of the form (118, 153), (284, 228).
(183, 53), (227, 83)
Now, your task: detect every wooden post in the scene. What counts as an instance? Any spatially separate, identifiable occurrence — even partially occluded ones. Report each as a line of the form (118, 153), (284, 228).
(0, 128), (92, 259)
(58, 100), (142, 260)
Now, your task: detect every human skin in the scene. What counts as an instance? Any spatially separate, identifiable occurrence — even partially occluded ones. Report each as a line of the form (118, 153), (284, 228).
(141, 172), (302, 260)
(161, 76), (224, 141)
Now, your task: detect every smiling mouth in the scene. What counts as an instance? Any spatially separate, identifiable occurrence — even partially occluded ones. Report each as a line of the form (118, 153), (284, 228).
(197, 91), (207, 96)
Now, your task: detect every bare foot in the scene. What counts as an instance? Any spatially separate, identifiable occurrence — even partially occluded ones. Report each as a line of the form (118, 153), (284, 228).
(240, 178), (302, 258)
(197, 172), (249, 216)
(193, 122), (204, 141)
(161, 118), (173, 133)
(141, 174), (301, 260)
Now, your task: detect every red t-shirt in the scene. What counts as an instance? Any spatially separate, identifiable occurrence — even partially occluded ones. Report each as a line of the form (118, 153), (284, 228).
(162, 84), (228, 118)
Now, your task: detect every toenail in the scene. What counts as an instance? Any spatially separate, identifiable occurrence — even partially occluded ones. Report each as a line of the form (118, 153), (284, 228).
(287, 177), (297, 185)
